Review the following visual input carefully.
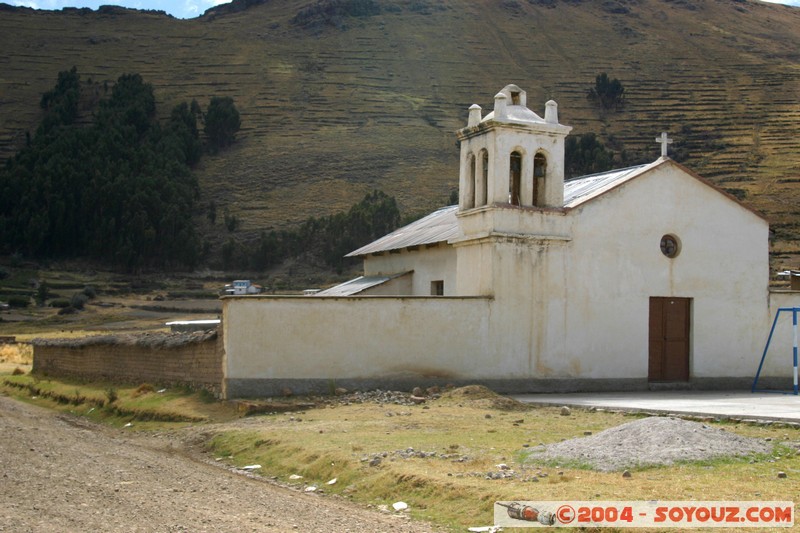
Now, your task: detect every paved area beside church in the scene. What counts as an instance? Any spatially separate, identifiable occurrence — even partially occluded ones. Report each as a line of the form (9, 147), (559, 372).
(512, 390), (800, 423)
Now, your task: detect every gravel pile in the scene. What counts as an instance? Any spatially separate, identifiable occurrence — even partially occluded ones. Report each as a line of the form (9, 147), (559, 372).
(360, 447), (470, 465)
(523, 416), (772, 472)
(331, 389), (440, 406)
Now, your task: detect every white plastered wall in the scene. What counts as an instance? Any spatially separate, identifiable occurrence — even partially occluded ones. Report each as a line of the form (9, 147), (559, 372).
(556, 162), (770, 379)
(362, 245), (457, 295)
(223, 296), (493, 382)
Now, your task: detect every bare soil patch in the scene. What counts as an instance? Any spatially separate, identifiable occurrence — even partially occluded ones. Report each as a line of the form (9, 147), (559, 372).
(0, 395), (438, 532)
(439, 384), (529, 411)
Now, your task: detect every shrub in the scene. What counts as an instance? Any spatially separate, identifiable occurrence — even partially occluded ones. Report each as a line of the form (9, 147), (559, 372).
(12, 367), (25, 376)
(58, 306), (77, 315)
(105, 387), (118, 404)
(70, 293), (88, 310)
(7, 295), (30, 308)
(198, 388), (216, 403)
(49, 298), (71, 308)
(82, 285), (97, 299)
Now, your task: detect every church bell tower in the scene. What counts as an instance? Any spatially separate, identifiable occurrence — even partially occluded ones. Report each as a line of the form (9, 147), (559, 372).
(456, 84), (571, 211)
(452, 85), (573, 297)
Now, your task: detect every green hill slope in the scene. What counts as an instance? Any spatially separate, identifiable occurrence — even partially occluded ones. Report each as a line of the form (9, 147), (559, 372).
(1, 0), (799, 268)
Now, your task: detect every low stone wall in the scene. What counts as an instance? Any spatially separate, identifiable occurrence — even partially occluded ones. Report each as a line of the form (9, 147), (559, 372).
(32, 330), (223, 392)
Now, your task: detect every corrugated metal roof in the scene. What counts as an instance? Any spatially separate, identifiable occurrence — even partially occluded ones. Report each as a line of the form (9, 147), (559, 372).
(346, 162), (657, 258)
(315, 275), (392, 296)
(346, 206), (460, 257)
(563, 164), (650, 208)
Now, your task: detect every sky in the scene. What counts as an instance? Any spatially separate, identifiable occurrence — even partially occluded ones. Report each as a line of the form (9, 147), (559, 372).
(7, 0), (800, 20)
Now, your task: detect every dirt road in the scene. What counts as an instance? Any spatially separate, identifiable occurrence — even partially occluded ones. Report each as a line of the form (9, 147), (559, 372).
(0, 396), (436, 532)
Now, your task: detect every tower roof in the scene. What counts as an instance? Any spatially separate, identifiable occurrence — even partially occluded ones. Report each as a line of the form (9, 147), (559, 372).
(481, 84), (546, 125)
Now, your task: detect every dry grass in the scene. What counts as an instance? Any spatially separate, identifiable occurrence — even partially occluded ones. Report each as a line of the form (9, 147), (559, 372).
(0, 374), (238, 426)
(206, 397), (800, 531)
(0, 343), (32, 365)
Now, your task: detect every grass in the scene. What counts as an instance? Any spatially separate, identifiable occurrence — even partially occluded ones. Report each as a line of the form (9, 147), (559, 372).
(1, 373), (238, 427)
(1, 369), (797, 531)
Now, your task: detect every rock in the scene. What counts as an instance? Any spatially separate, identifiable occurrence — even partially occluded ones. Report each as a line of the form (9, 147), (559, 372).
(485, 414), (492, 419)
(241, 465), (261, 471)
(411, 387), (424, 396)
(496, 463), (510, 471)
(560, 406), (571, 416)
(369, 457), (382, 467)
(622, 470), (632, 478)
(777, 471), (787, 478)
(304, 486), (317, 492)
(410, 395), (426, 404)
(584, 431), (593, 436)
(289, 474), (303, 480)
(281, 387), (293, 397)
(334, 387), (348, 396)
(426, 386), (440, 394)
(392, 501), (409, 511)
(326, 478), (337, 485)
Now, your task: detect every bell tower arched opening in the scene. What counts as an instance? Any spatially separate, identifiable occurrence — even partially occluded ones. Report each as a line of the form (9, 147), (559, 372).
(509, 151), (522, 206)
(533, 152), (547, 206)
(465, 153), (476, 209)
(477, 149), (488, 207)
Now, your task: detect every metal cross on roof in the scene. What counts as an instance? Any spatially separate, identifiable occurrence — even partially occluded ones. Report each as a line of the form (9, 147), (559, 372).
(655, 132), (673, 157)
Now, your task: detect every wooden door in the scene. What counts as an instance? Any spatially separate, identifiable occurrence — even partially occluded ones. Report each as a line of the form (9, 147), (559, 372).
(649, 297), (691, 381)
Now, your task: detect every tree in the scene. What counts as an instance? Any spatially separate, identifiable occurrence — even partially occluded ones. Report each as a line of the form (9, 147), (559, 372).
(587, 73), (625, 110)
(204, 96), (241, 151)
(0, 68), (201, 271)
(35, 281), (50, 307)
(38, 66), (80, 134)
(565, 133), (615, 178)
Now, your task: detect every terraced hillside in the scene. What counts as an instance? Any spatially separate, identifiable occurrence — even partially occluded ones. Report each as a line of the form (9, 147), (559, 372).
(1, 0), (799, 268)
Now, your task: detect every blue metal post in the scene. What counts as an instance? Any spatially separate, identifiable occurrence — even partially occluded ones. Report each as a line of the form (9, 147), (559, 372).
(793, 308), (798, 395)
(752, 307), (800, 395)
(752, 309), (782, 392)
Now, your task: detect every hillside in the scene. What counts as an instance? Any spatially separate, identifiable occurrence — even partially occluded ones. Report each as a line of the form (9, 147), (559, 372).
(1, 0), (799, 270)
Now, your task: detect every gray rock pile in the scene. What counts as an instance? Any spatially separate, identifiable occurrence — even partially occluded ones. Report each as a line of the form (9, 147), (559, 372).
(522, 416), (772, 472)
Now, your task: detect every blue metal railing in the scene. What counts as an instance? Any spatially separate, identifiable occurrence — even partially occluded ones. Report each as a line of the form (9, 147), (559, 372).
(752, 307), (799, 395)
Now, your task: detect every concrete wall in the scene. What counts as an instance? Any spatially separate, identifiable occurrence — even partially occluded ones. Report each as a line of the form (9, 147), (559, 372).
(223, 296), (497, 397)
(33, 333), (223, 392)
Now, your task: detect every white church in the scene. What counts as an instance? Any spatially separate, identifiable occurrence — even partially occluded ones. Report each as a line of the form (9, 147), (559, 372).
(220, 84), (799, 399)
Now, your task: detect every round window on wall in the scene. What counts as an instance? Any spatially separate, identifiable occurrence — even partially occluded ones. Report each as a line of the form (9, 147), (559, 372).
(660, 234), (680, 258)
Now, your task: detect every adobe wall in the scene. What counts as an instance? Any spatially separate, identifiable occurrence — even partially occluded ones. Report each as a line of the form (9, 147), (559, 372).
(32, 331), (223, 392)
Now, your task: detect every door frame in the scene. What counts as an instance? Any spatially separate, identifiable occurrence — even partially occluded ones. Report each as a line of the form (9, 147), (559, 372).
(648, 296), (692, 382)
